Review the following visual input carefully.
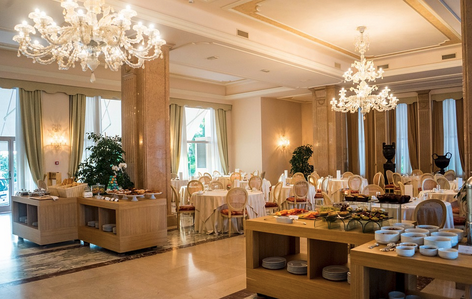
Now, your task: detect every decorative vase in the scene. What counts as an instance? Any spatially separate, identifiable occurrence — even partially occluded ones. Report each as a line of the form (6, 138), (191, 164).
(432, 152), (452, 174)
(382, 142), (396, 179)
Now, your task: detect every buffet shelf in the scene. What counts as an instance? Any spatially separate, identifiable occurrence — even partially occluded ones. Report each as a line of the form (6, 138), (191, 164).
(245, 216), (375, 298)
(350, 240), (472, 299)
(12, 196), (78, 245)
(77, 197), (167, 253)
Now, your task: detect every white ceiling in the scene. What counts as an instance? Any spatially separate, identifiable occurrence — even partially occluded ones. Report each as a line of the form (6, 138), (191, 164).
(0, 0), (463, 101)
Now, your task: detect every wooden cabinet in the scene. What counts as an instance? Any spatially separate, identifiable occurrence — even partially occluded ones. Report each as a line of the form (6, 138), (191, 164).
(245, 217), (375, 298)
(350, 240), (472, 299)
(77, 197), (167, 253)
(12, 196), (78, 245)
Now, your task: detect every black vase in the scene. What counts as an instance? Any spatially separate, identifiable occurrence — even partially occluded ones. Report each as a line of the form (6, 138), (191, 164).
(433, 152), (452, 174)
(383, 143), (396, 180)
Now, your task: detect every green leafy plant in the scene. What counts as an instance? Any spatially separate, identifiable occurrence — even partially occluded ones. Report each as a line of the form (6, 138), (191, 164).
(289, 144), (314, 179)
(75, 133), (134, 189)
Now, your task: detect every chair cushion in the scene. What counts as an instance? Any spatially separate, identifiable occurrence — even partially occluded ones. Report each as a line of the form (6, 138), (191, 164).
(179, 205), (195, 211)
(221, 209), (245, 215)
(385, 184), (395, 189)
(265, 202), (278, 207)
(287, 196), (306, 202)
(314, 193), (323, 198)
(452, 207), (460, 214)
(453, 215), (466, 225)
(350, 190), (359, 194)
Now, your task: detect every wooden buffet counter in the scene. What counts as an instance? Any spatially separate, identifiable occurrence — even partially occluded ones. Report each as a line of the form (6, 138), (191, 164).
(350, 240), (472, 299)
(245, 216), (375, 298)
(77, 197), (167, 253)
(12, 196), (78, 245)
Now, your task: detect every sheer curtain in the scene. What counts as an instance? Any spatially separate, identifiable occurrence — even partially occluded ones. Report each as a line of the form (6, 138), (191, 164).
(81, 96), (101, 162)
(169, 104), (183, 174)
(358, 110), (365, 177)
(395, 104), (412, 174)
(443, 99), (463, 176)
(177, 109), (188, 180)
(209, 109), (223, 175)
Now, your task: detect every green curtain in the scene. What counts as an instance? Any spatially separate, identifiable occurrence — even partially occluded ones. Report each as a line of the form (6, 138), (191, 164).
(432, 100), (444, 156)
(364, 112), (375, 183)
(170, 104), (183, 174)
(215, 108), (229, 174)
(407, 102), (419, 170)
(19, 88), (44, 185)
(347, 111), (360, 174)
(456, 98), (465, 172)
(68, 94), (86, 178)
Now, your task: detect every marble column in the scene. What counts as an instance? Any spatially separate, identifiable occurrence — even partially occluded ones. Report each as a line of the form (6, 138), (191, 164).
(121, 46), (172, 220)
(417, 90), (432, 172)
(462, 0), (472, 178)
(310, 86), (347, 177)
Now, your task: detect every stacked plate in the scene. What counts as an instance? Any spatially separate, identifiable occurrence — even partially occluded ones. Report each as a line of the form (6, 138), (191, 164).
(102, 223), (116, 232)
(287, 260), (307, 275)
(322, 265), (349, 281)
(262, 257), (286, 270)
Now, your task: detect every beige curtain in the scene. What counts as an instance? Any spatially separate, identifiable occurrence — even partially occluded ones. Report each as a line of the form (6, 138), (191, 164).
(170, 104), (183, 174)
(387, 109), (396, 145)
(432, 100), (444, 156)
(407, 102), (419, 170)
(456, 98), (465, 171)
(364, 112), (375, 183)
(68, 94), (86, 178)
(215, 109), (229, 174)
(347, 111), (360, 174)
(19, 89), (44, 184)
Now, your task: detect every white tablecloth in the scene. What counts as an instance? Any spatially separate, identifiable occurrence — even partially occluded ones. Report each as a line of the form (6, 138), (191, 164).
(417, 190), (458, 203)
(171, 179), (188, 191)
(402, 199), (454, 229)
(402, 175), (420, 197)
(262, 179), (271, 201)
(217, 176), (232, 188)
(190, 189), (266, 234)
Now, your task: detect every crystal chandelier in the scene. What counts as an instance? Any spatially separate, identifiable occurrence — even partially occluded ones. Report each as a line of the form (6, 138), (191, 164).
(13, 0), (166, 82)
(330, 26), (398, 117)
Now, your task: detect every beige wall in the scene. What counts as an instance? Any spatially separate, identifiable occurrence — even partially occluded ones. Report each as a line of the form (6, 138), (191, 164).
(261, 98), (302, 184)
(232, 97), (263, 174)
(41, 92), (70, 181)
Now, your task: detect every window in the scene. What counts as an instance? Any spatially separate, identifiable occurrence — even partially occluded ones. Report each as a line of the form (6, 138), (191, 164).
(395, 104), (412, 174)
(443, 99), (463, 176)
(179, 107), (222, 179)
(82, 97), (121, 162)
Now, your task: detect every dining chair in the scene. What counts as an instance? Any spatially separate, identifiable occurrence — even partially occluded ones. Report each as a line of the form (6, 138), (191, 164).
(291, 172), (306, 184)
(372, 172), (385, 189)
(342, 171), (354, 179)
(221, 187), (248, 237)
(385, 170), (394, 185)
(436, 177), (451, 190)
(392, 173), (402, 187)
(171, 185), (195, 230)
(347, 175), (363, 194)
(422, 178), (438, 191)
(197, 172), (203, 178)
(414, 199), (447, 228)
(397, 181), (405, 195)
(209, 181), (224, 190)
(307, 175), (317, 188)
(203, 172), (212, 180)
(310, 172), (321, 189)
(230, 172), (242, 182)
(286, 180), (309, 209)
(265, 182), (282, 214)
(248, 175), (263, 191)
(361, 184), (385, 196)
(252, 170), (259, 176)
(411, 169), (423, 176)
(198, 175), (212, 185)
(321, 191), (332, 206)
(187, 180), (204, 198)
(212, 170), (221, 178)
(420, 173), (434, 185)
(321, 176), (330, 192)
(444, 170), (456, 181)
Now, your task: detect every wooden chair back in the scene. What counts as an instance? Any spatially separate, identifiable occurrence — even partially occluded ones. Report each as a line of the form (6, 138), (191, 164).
(422, 178), (438, 191)
(342, 171), (354, 179)
(420, 173), (434, 185)
(444, 170), (456, 181)
(392, 173), (402, 187)
(361, 184), (385, 196)
(248, 176), (263, 190)
(436, 177), (451, 190)
(291, 172), (306, 184)
(414, 199), (447, 228)
(372, 172), (385, 189)
(386, 170), (394, 185)
(411, 169), (423, 176)
(348, 175), (363, 192)
(209, 181), (224, 190)
(230, 172), (242, 182)
(199, 175), (212, 185)
(187, 180), (204, 197)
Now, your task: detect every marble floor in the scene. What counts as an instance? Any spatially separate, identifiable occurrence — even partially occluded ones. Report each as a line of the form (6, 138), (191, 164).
(0, 212), (465, 299)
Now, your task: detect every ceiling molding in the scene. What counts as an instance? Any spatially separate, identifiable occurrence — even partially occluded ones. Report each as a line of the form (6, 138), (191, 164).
(403, 0), (461, 43)
(171, 86), (295, 101)
(382, 59), (462, 77)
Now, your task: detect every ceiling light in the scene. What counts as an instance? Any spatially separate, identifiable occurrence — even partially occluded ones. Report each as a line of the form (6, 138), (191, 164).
(330, 26), (398, 117)
(13, 0), (166, 83)
(260, 69), (270, 73)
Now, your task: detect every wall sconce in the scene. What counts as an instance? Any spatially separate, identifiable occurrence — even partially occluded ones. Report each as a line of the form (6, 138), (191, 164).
(51, 125), (66, 150)
(278, 136), (290, 150)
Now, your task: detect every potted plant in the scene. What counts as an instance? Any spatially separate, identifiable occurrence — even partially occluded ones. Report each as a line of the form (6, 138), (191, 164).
(289, 144), (314, 179)
(75, 133), (134, 189)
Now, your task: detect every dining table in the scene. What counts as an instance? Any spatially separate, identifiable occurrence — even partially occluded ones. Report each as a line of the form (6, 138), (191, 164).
(401, 198), (454, 229)
(171, 179), (188, 191)
(328, 177), (368, 202)
(273, 183), (316, 209)
(190, 189), (266, 234)
(417, 189), (458, 203)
